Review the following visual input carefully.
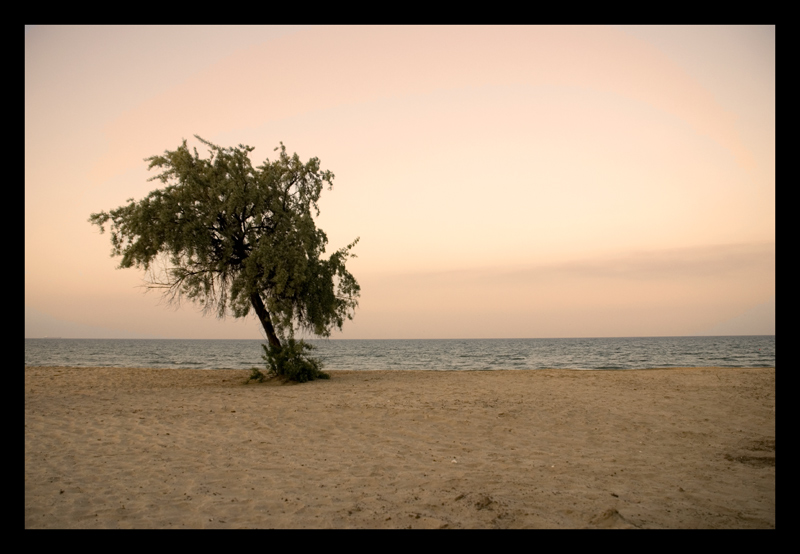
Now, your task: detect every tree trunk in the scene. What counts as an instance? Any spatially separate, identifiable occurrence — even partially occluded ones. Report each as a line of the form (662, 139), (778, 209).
(250, 292), (282, 350)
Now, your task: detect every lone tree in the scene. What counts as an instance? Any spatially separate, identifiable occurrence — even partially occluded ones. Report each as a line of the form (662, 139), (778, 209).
(89, 136), (359, 381)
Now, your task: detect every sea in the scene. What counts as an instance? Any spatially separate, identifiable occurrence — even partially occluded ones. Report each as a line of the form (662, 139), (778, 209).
(24, 336), (775, 371)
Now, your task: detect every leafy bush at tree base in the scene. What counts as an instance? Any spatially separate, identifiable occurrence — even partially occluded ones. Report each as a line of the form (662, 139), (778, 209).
(253, 339), (329, 383)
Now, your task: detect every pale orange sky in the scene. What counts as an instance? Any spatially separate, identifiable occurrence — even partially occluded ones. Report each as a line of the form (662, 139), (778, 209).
(25, 25), (775, 339)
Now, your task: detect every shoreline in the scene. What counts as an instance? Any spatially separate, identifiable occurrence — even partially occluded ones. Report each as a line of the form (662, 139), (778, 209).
(23, 365), (776, 372)
(25, 366), (775, 528)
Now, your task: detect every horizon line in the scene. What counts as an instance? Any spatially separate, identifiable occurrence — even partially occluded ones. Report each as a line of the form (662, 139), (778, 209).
(26, 334), (776, 341)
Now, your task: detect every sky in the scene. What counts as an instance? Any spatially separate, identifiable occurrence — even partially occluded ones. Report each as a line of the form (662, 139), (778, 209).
(25, 25), (775, 340)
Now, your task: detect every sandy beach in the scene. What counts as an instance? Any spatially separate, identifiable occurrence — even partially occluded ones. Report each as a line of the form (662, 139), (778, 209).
(24, 366), (774, 529)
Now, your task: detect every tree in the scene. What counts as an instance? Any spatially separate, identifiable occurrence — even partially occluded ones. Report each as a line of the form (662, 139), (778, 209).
(89, 136), (359, 380)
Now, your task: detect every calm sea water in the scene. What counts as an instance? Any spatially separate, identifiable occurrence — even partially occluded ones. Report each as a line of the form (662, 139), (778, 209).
(24, 336), (774, 371)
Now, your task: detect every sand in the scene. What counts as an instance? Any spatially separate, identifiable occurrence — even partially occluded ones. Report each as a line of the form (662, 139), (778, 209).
(24, 366), (774, 529)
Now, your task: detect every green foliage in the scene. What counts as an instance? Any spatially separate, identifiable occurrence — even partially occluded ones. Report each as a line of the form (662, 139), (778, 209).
(261, 339), (329, 383)
(89, 136), (359, 381)
(248, 367), (267, 383)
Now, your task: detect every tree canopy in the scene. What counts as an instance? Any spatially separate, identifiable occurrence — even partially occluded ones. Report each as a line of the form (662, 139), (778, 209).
(89, 136), (359, 372)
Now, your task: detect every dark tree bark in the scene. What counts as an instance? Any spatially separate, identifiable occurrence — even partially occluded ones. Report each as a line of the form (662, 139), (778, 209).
(250, 292), (282, 349)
